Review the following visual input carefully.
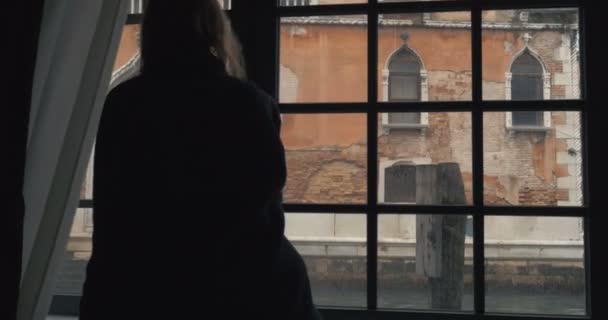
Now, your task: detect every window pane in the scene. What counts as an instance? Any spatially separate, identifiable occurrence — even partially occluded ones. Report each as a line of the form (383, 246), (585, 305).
(482, 8), (581, 100)
(50, 24), (140, 317)
(51, 209), (93, 298)
(388, 112), (420, 126)
(280, 15), (368, 103)
(280, 0), (366, 6)
(111, 25), (141, 90)
(286, 213), (367, 307)
(512, 111), (543, 127)
(390, 75), (419, 101)
(80, 23), (142, 200)
(379, 12), (472, 102)
(378, 214), (474, 311)
(485, 216), (586, 315)
(282, 114), (367, 204)
(80, 151), (93, 200)
(379, 112), (473, 205)
(483, 112), (584, 206)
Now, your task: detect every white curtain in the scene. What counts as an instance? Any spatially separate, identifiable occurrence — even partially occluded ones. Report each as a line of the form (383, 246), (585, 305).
(18, 1), (128, 319)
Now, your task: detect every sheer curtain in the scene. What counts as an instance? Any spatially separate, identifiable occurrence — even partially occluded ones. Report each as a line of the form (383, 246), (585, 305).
(18, 1), (127, 319)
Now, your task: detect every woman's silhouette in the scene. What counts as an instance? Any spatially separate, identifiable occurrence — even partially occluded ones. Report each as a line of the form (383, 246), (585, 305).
(80, 1), (320, 319)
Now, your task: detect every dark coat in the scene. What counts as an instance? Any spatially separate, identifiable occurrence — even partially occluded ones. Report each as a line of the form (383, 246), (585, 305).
(80, 56), (320, 320)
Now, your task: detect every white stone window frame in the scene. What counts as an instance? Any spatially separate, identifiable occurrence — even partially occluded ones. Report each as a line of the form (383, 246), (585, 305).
(378, 157), (432, 204)
(381, 46), (429, 133)
(505, 45), (552, 132)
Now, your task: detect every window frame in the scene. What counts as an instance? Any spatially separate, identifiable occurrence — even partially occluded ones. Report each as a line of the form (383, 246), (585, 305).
(268, 0), (591, 319)
(55, 0), (594, 319)
(508, 48), (552, 130)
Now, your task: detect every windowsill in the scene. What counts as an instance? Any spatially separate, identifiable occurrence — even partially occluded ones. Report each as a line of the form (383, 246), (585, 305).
(507, 125), (552, 132)
(383, 124), (429, 130)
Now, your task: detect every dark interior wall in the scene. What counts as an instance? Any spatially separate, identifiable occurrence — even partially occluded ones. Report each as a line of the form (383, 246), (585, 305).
(0, 1), (44, 319)
(584, 1), (606, 320)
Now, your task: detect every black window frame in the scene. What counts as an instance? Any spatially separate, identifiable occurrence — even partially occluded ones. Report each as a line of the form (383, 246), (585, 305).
(263, 0), (592, 319)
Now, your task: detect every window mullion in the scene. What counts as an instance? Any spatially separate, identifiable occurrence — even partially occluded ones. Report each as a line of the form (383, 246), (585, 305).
(367, 0), (379, 311)
(472, 0), (486, 315)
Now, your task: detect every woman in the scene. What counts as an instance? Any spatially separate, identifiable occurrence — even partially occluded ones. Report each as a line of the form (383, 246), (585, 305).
(80, 1), (320, 319)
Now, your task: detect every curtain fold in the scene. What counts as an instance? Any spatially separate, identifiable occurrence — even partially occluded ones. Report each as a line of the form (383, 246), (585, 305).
(18, 1), (127, 319)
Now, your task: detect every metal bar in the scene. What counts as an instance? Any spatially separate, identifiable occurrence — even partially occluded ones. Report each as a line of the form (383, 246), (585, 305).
(276, 0), (582, 17)
(577, 3), (592, 316)
(367, 0), (379, 310)
(471, 0), (485, 315)
(278, 100), (584, 114)
(319, 308), (590, 320)
(284, 203), (368, 213)
(283, 203), (587, 216)
(279, 3), (369, 17)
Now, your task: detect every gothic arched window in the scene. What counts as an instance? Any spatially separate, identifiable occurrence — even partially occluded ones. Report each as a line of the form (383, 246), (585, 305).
(388, 47), (422, 125)
(511, 51), (545, 126)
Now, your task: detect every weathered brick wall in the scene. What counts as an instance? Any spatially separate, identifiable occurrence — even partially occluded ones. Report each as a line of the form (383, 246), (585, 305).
(281, 22), (578, 206)
(284, 146), (368, 203)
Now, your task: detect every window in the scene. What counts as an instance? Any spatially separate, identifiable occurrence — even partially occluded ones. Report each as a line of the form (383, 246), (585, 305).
(384, 162), (416, 203)
(510, 50), (547, 128)
(49, 1), (590, 319)
(384, 34), (424, 128)
(276, 0), (587, 318)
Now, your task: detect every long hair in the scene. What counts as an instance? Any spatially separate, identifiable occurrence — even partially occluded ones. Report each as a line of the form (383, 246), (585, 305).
(141, 0), (246, 79)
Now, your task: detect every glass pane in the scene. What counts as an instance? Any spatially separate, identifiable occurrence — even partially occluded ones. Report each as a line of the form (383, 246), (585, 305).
(379, 112), (473, 205)
(80, 151), (94, 200)
(286, 213), (367, 307)
(280, 15), (368, 103)
(482, 8), (581, 100)
(282, 114), (368, 204)
(50, 24), (140, 318)
(81, 23), (143, 200)
(390, 75), (419, 101)
(378, 214), (474, 311)
(280, 0), (366, 6)
(483, 112), (584, 206)
(485, 216), (586, 315)
(379, 12), (472, 102)
(51, 208), (93, 298)
(111, 24), (141, 91)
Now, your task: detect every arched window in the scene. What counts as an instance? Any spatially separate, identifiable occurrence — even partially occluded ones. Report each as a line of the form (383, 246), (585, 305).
(388, 47), (422, 125)
(511, 50), (544, 126)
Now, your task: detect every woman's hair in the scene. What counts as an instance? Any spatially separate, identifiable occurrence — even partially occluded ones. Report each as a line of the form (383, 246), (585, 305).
(141, 0), (246, 79)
